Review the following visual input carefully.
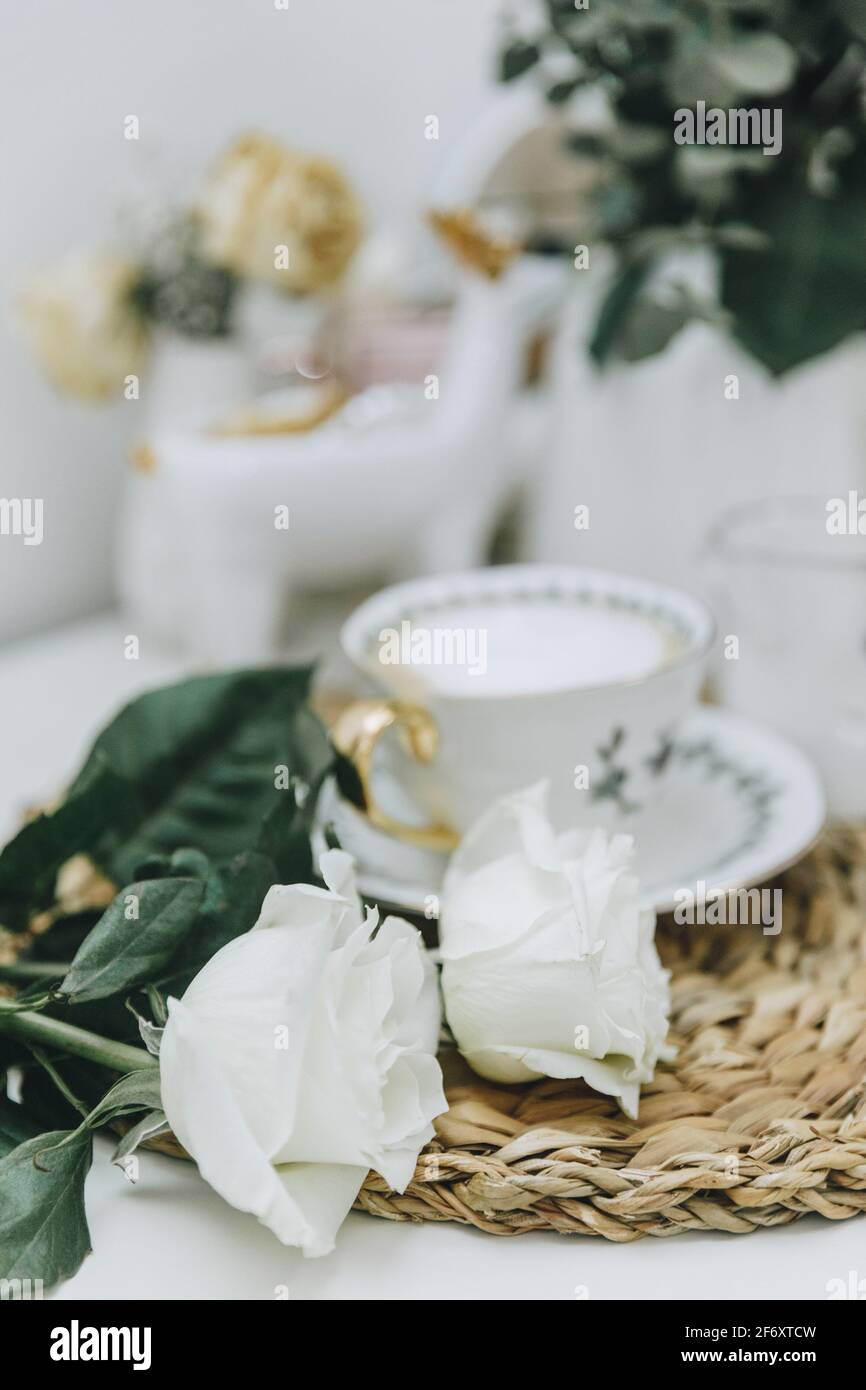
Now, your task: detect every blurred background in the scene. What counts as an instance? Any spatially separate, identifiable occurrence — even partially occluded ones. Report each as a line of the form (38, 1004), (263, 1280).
(1, 0), (865, 816)
(0, 0), (503, 644)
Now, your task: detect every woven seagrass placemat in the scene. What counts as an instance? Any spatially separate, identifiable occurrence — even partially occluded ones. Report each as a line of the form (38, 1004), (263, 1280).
(355, 826), (866, 1241)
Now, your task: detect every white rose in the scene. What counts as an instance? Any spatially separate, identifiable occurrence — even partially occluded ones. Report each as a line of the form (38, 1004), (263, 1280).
(159, 850), (445, 1257)
(19, 252), (149, 402)
(439, 783), (673, 1119)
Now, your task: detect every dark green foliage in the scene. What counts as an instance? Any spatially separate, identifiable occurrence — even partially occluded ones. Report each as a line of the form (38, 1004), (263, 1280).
(502, 0), (866, 370)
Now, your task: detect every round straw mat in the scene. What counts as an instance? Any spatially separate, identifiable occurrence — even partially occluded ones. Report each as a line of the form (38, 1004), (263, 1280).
(355, 826), (866, 1241)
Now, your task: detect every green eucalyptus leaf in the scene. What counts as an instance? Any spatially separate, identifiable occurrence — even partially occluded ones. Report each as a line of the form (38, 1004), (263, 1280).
(676, 145), (768, 181)
(835, 0), (866, 42)
(0, 1129), (92, 1286)
(711, 34), (797, 97)
(500, 41), (540, 82)
(589, 259), (652, 365)
(547, 79), (579, 105)
(714, 222), (772, 252)
(59, 875), (206, 1004)
(674, 145), (767, 212)
(595, 181), (641, 237)
(721, 147), (866, 373)
(500, 0), (866, 374)
(666, 46), (740, 112)
(616, 295), (693, 362)
(607, 122), (669, 164)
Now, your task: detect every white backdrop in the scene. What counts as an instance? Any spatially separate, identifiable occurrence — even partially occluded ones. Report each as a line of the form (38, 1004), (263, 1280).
(0, 0), (502, 645)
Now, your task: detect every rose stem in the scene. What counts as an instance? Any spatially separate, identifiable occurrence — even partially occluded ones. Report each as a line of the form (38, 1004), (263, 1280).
(0, 960), (69, 983)
(0, 1001), (158, 1073)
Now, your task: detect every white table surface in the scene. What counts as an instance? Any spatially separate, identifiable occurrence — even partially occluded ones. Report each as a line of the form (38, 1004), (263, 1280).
(0, 615), (859, 1301)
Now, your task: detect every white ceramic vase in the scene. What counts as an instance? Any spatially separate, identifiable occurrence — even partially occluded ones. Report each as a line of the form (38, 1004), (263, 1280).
(528, 254), (866, 597)
(117, 333), (254, 647)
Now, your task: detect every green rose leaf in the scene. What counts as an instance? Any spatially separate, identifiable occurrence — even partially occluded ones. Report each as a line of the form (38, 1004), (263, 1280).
(155, 849), (277, 997)
(0, 667), (331, 929)
(75, 1069), (163, 1133)
(257, 705), (330, 879)
(0, 771), (126, 931)
(0, 1129), (92, 1286)
(59, 875), (206, 1004)
(17, 1056), (106, 1132)
(68, 666), (326, 881)
(112, 1110), (168, 1164)
(31, 846), (284, 1042)
(15, 1069), (161, 1166)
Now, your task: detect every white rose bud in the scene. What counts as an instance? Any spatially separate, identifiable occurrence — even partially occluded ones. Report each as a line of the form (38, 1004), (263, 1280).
(439, 783), (673, 1119)
(160, 850), (445, 1257)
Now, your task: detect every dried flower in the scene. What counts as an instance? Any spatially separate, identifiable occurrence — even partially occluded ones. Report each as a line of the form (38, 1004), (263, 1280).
(20, 253), (149, 402)
(197, 133), (362, 294)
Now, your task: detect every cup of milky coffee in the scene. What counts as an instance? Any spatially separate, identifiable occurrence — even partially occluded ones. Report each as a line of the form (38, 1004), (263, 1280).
(332, 564), (714, 849)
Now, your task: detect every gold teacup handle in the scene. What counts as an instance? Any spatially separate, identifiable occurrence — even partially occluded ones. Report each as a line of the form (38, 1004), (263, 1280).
(330, 699), (459, 852)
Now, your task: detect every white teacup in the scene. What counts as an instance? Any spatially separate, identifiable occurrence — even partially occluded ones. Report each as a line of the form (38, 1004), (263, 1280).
(333, 564), (714, 848)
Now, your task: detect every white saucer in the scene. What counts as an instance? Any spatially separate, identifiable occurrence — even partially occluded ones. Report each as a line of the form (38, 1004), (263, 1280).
(315, 707), (826, 916)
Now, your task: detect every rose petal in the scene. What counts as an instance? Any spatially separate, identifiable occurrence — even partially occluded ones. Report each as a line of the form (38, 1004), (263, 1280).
(161, 849), (447, 1255)
(270, 1162), (369, 1258)
(160, 998), (365, 1252)
(319, 848), (367, 943)
(164, 908), (339, 1158)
